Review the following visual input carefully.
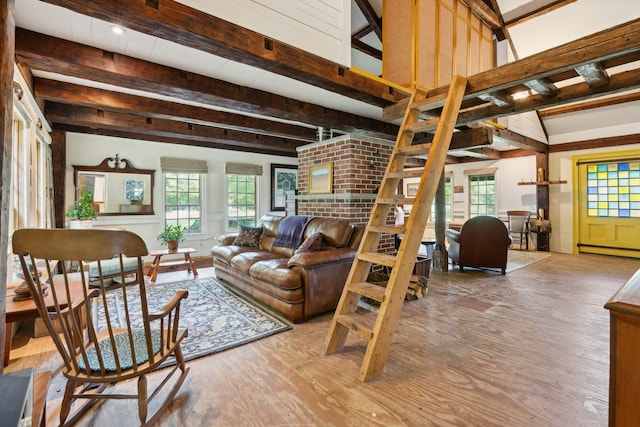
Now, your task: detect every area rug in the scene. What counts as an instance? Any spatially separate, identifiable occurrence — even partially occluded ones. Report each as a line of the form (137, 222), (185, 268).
(91, 276), (291, 365)
(506, 249), (551, 273)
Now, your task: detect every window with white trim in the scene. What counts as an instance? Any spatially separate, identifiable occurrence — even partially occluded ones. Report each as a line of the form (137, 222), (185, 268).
(161, 157), (208, 235)
(469, 173), (496, 217)
(225, 162), (262, 230)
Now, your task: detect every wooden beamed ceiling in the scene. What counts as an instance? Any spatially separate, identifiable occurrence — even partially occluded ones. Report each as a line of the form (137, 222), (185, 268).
(14, 2), (640, 160)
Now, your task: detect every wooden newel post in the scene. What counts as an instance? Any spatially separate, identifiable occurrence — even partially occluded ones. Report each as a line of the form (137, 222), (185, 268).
(432, 168), (448, 272)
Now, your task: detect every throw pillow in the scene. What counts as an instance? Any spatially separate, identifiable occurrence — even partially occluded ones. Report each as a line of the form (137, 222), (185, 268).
(233, 225), (263, 247)
(295, 232), (323, 254)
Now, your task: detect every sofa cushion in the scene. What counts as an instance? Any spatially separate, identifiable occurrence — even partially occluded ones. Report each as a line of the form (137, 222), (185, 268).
(304, 218), (353, 248)
(233, 225), (263, 247)
(249, 259), (302, 290)
(230, 251), (284, 274)
(295, 232), (322, 254)
(211, 245), (258, 265)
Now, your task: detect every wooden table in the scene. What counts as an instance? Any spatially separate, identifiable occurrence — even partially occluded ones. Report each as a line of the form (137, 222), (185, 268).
(146, 247), (198, 282)
(4, 281), (85, 367)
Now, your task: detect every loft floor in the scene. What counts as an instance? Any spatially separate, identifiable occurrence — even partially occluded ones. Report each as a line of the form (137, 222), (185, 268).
(5, 252), (637, 426)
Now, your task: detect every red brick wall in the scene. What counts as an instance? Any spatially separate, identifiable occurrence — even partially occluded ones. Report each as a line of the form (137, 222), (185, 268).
(296, 135), (395, 252)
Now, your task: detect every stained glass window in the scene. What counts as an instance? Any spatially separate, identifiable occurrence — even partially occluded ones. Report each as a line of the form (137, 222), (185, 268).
(586, 162), (640, 217)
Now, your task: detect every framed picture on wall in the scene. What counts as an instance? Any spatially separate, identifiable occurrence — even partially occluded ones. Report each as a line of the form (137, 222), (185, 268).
(124, 179), (145, 202)
(309, 162), (333, 194)
(271, 164), (297, 211)
(404, 181), (419, 212)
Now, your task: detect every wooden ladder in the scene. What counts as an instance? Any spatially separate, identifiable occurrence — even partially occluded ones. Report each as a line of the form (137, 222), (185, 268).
(323, 75), (468, 382)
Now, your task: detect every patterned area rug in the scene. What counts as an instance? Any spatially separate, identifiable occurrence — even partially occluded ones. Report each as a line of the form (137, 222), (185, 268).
(92, 277), (291, 365)
(506, 249), (551, 273)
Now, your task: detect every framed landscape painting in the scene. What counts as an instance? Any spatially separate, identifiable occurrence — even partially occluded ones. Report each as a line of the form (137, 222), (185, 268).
(309, 162), (333, 194)
(271, 164), (297, 211)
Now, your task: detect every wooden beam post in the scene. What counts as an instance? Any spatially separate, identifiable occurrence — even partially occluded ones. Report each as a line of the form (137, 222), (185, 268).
(0, 0), (15, 373)
(536, 152), (550, 251)
(432, 168), (448, 272)
(51, 130), (66, 229)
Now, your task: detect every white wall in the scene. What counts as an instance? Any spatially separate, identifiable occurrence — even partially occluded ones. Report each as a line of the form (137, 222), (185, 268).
(66, 133), (296, 259)
(177, 0), (352, 67)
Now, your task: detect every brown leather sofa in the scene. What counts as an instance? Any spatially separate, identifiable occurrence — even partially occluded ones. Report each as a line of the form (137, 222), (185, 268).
(211, 214), (364, 323)
(445, 216), (512, 275)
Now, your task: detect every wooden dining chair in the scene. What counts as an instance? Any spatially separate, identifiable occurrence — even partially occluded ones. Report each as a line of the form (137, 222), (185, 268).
(507, 210), (532, 250)
(12, 228), (190, 426)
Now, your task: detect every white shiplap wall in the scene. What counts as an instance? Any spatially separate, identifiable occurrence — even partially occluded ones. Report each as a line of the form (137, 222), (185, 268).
(177, 0), (351, 67)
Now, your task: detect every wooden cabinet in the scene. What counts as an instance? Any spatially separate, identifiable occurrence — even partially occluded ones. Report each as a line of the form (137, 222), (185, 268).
(605, 269), (640, 426)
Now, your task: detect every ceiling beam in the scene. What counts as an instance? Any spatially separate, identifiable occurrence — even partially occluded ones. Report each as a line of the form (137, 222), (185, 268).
(45, 103), (304, 156)
(574, 63), (610, 88)
(456, 67), (640, 126)
(351, 39), (382, 60)
(39, 0), (406, 107)
(354, 0), (382, 40)
(463, 0), (502, 30)
(504, 0), (577, 28)
(34, 78), (317, 142)
(548, 133), (640, 153)
(539, 91), (640, 117)
(492, 128), (548, 153)
(55, 124), (297, 157)
(16, 29), (399, 139)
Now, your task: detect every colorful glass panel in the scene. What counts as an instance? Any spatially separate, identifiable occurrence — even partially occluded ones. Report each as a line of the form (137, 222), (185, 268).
(587, 161), (640, 217)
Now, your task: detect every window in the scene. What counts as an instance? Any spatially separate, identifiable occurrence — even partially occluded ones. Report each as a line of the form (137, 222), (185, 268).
(227, 174), (257, 229)
(164, 172), (202, 233)
(469, 174), (495, 217)
(586, 161), (640, 217)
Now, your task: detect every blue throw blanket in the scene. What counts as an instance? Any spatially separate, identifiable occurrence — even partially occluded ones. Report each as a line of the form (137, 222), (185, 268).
(273, 216), (314, 249)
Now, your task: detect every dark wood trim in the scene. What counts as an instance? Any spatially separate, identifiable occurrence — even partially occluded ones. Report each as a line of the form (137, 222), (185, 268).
(504, 0), (577, 27)
(351, 39), (382, 60)
(0, 0), (15, 374)
(354, 0), (382, 40)
(51, 130), (66, 229)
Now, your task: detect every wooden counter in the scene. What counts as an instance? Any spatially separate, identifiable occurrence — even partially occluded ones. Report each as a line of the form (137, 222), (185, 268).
(604, 268), (640, 426)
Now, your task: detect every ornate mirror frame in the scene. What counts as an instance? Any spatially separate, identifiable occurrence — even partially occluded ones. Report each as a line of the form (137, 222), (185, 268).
(73, 155), (156, 216)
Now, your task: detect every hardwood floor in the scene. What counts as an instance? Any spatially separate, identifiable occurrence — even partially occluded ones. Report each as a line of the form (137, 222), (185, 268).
(5, 252), (639, 426)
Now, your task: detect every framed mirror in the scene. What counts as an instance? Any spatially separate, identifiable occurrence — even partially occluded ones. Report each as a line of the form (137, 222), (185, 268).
(73, 155), (155, 216)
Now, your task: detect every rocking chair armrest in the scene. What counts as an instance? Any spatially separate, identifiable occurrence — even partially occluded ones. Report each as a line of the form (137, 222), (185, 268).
(148, 289), (189, 321)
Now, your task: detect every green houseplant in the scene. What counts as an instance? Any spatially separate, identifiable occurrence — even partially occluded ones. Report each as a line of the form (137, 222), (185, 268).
(66, 189), (97, 228)
(157, 224), (186, 251)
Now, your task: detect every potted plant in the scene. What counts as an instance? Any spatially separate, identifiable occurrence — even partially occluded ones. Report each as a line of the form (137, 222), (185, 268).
(157, 224), (186, 251)
(66, 189), (97, 229)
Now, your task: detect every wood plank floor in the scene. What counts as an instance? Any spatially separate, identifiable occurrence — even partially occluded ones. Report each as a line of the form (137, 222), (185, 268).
(5, 252), (639, 426)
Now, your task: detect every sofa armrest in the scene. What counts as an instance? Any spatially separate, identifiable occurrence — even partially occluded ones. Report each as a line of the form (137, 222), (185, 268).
(288, 248), (356, 269)
(218, 232), (238, 246)
(445, 229), (461, 243)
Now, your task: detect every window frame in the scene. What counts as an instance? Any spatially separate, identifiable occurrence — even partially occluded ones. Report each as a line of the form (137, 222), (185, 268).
(226, 173), (259, 231)
(466, 168), (497, 218)
(163, 171), (205, 236)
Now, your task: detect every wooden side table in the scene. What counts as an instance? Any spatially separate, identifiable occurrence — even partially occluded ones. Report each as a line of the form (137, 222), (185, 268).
(146, 247), (198, 282)
(4, 281), (85, 367)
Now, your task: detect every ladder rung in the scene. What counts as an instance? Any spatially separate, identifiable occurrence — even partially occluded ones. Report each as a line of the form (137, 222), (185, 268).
(377, 197), (414, 205)
(395, 143), (432, 156)
(368, 225), (405, 234)
(349, 281), (386, 303)
(405, 118), (439, 134)
(387, 169), (423, 179)
(358, 252), (396, 268)
(409, 92), (449, 113)
(335, 313), (374, 340)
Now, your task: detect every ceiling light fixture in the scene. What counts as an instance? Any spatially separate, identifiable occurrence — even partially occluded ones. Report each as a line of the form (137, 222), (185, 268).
(110, 25), (125, 35)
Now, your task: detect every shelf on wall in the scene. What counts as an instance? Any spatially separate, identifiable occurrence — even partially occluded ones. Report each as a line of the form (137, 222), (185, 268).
(518, 180), (567, 186)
